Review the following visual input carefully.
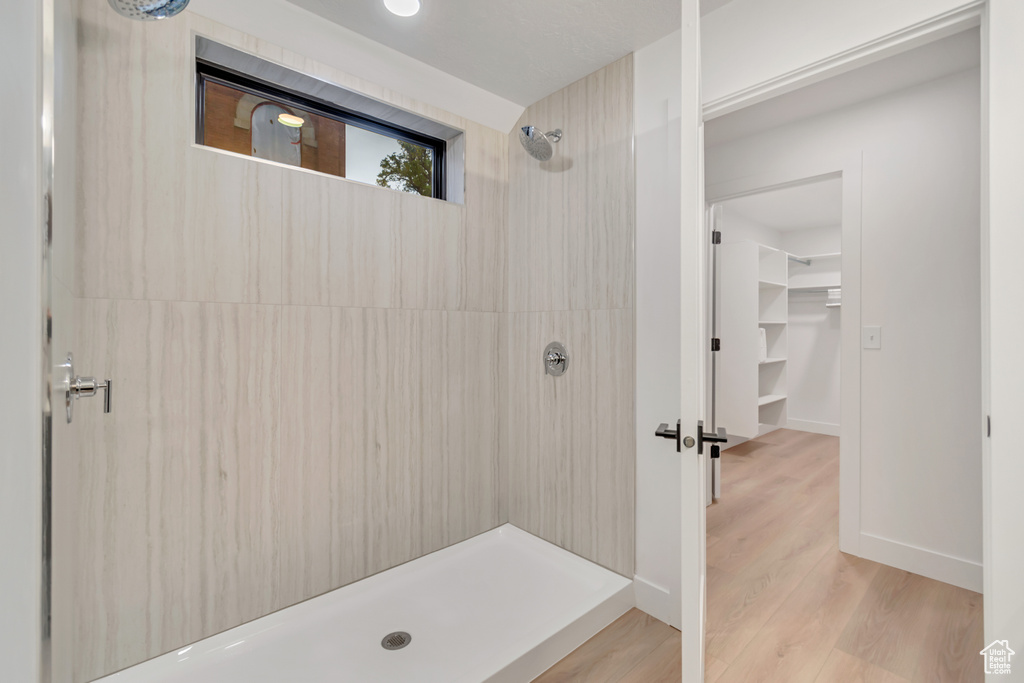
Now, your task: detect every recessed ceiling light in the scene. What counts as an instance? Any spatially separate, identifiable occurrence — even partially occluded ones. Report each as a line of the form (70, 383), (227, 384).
(278, 113), (305, 128)
(383, 0), (420, 17)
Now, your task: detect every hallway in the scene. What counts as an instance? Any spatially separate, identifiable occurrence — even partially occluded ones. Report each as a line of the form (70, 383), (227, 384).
(706, 429), (983, 682)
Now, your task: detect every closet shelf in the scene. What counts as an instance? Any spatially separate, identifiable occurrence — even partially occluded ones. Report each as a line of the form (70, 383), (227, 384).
(789, 283), (841, 293)
(758, 394), (787, 407)
(791, 252), (841, 262)
(758, 320), (786, 325)
(759, 357), (786, 365)
(758, 279), (787, 289)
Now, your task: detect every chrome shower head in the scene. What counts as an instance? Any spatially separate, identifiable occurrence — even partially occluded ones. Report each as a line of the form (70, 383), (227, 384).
(519, 126), (562, 162)
(108, 0), (190, 20)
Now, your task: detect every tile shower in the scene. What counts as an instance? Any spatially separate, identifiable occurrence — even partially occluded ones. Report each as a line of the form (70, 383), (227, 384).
(63, 1), (635, 680)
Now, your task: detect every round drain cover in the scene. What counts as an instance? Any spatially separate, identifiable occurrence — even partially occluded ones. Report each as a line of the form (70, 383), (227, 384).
(381, 631), (411, 651)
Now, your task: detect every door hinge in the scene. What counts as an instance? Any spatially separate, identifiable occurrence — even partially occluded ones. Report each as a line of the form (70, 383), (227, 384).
(712, 230), (722, 245)
(711, 338), (721, 352)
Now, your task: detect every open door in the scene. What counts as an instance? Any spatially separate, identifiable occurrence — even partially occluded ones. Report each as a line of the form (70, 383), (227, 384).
(679, 1), (708, 680)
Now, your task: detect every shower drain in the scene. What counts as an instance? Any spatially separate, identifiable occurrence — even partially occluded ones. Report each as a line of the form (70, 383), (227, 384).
(381, 631), (412, 651)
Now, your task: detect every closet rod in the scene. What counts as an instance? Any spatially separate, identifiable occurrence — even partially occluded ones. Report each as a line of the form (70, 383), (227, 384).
(790, 287), (841, 294)
(788, 255), (812, 266)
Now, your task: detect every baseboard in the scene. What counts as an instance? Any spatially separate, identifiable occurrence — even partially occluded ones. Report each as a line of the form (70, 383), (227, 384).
(859, 532), (982, 593)
(633, 576), (678, 628)
(787, 419), (841, 437)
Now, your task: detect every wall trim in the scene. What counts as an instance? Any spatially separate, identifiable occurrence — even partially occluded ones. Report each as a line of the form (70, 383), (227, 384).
(787, 419), (840, 437)
(702, 1), (984, 120)
(860, 532), (983, 593)
(633, 576), (674, 628)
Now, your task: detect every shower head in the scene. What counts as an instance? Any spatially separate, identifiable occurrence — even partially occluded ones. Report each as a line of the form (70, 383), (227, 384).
(519, 126), (562, 162)
(107, 0), (190, 20)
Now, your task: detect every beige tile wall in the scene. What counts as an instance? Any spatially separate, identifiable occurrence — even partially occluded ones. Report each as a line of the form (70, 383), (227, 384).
(71, 2), (507, 680)
(70, 1), (635, 680)
(506, 56), (637, 577)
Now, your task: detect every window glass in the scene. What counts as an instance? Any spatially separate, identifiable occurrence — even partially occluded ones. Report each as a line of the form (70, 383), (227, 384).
(346, 126), (433, 196)
(251, 103), (302, 167)
(199, 77), (439, 198)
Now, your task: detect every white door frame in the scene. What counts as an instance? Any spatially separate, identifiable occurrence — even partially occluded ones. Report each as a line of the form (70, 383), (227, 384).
(706, 158), (863, 556)
(983, 0), (1024, 656)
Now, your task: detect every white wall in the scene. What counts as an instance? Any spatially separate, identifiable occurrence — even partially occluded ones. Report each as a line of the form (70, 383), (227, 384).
(786, 227), (842, 434)
(986, 0), (1024, 658)
(787, 297), (841, 431)
(701, 0), (976, 107)
(634, 29), (682, 628)
(0, 1), (43, 681)
(782, 225), (842, 256)
(188, 0), (524, 132)
(719, 213), (782, 249)
(707, 68), (983, 590)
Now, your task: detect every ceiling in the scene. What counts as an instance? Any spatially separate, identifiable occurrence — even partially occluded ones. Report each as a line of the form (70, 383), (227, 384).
(706, 28), (981, 147)
(723, 178), (842, 233)
(285, 0), (681, 106)
(700, 0), (736, 15)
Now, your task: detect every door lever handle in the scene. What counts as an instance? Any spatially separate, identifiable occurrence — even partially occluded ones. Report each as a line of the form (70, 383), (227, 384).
(697, 420), (727, 455)
(655, 420), (680, 452)
(655, 420), (697, 452)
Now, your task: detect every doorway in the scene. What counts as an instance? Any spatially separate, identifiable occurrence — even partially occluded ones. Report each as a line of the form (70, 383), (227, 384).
(700, 26), (985, 682)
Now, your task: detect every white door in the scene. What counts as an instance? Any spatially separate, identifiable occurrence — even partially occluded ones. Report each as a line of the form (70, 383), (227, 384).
(679, 1), (708, 680)
(985, 0), (1024, 660)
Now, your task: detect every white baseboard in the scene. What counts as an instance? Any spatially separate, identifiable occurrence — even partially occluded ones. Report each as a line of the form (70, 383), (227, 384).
(859, 532), (982, 593)
(633, 576), (678, 628)
(787, 419), (841, 437)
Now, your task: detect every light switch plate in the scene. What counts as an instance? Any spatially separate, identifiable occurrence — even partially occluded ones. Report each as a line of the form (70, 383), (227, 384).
(862, 326), (882, 349)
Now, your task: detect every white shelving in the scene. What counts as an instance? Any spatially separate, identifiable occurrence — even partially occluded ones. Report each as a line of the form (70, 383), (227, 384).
(792, 252), (841, 261)
(718, 241), (788, 439)
(789, 250), (842, 291)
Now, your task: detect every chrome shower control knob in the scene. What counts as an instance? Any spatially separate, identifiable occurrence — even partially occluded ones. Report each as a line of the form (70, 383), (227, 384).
(62, 352), (113, 424)
(544, 342), (569, 377)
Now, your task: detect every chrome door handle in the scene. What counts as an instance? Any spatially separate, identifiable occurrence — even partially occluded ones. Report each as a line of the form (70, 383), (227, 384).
(62, 353), (112, 423)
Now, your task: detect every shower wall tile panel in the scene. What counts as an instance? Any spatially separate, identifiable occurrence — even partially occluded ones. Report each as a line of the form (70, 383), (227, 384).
(72, 3), (508, 681)
(74, 299), (282, 681)
(276, 308), (506, 604)
(506, 57), (636, 578)
(507, 55), (635, 314)
(75, 0), (507, 311)
(507, 310), (635, 576)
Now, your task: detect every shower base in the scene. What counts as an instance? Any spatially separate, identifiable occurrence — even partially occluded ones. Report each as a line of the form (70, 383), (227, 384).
(97, 525), (633, 682)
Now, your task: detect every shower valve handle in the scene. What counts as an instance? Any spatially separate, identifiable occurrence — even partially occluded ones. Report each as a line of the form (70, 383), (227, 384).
(62, 353), (112, 423)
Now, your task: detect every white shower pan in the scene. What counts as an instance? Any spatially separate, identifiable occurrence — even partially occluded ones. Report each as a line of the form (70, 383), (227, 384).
(97, 525), (633, 683)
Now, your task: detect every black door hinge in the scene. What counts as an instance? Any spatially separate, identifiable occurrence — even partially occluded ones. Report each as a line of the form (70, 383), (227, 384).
(711, 338), (721, 352)
(712, 230), (722, 244)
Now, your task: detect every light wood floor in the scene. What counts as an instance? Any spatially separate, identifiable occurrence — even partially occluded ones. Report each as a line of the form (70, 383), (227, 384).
(533, 608), (681, 683)
(534, 428), (983, 683)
